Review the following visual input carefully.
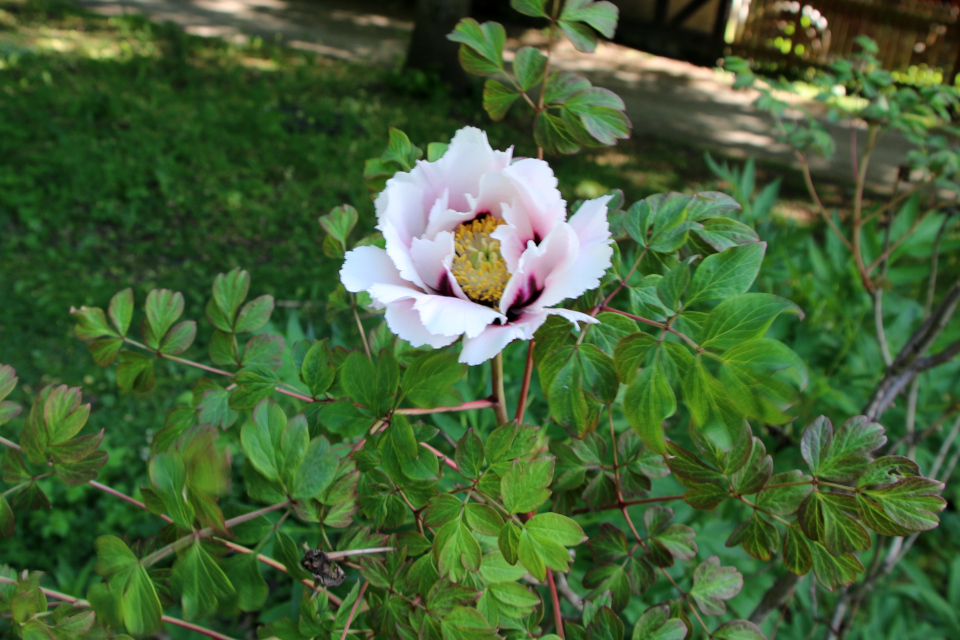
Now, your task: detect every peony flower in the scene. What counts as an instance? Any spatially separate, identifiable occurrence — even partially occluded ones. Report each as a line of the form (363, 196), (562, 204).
(340, 127), (613, 365)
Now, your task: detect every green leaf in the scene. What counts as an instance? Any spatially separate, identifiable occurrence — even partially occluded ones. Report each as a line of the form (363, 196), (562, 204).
(782, 527), (812, 575)
(241, 334), (284, 370)
(729, 437), (772, 495)
(565, 89), (631, 145)
(701, 294), (802, 350)
(455, 429), (484, 480)
(514, 46), (547, 90)
(116, 352), (155, 394)
(222, 554), (268, 612)
(632, 605), (687, 640)
(726, 512), (780, 561)
(209, 329), (238, 366)
(517, 529), (547, 581)
(483, 79), (520, 121)
(856, 455), (920, 489)
(229, 366), (279, 410)
(713, 620), (767, 640)
(440, 606), (498, 640)
(624, 356), (676, 455)
(402, 352), (465, 408)
(861, 477), (946, 531)
(693, 218), (760, 253)
(319, 204), (359, 248)
(123, 567), (162, 635)
(809, 541), (863, 590)
(809, 492), (871, 556)
(43, 385), (90, 444)
(159, 320), (196, 356)
(756, 471), (812, 515)
(689, 556), (743, 616)
(652, 524), (697, 561)
(560, 0), (619, 38)
(149, 452), (195, 530)
(0, 496), (14, 538)
(687, 243), (766, 305)
(173, 540), (236, 619)
(380, 128), (422, 171)
(234, 295), (274, 334)
(583, 564), (632, 610)
(318, 402), (372, 438)
(719, 339), (807, 425)
(540, 344), (616, 435)
(489, 581), (539, 609)
(424, 494), (464, 528)
(196, 388), (238, 431)
(526, 513), (587, 546)
(240, 399), (286, 482)
(342, 351), (378, 412)
(558, 19), (599, 53)
(143, 289), (184, 350)
(510, 0), (547, 17)
(301, 340), (336, 398)
(71, 306), (116, 341)
(501, 458), (554, 514)
(95, 535), (139, 577)
(498, 521), (522, 565)
(614, 332), (657, 384)
(464, 503), (504, 537)
(801, 415), (886, 482)
(87, 338), (123, 367)
(534, 111), (580, 155)
(109, 288), (134, 337)
(279, 414), (309, 488)
(448, 19), (506, 73)
(292, 436), (338, 500)
(212, 268), (250, 328)
(586, 605), (625, 640)
(274, 530), (312, 581)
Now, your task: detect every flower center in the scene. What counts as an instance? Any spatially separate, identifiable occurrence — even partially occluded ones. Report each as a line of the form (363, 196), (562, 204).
(452, 215), (509, 305)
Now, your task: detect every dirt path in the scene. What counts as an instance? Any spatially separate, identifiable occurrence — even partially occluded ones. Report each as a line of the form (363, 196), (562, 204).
(75, 0), (914, 192)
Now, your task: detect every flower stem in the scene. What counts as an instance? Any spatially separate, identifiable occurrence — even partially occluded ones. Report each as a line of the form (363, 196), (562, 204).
(491, 352), (509, 425)
(515, 341), (535, 424)
(545, 568), (565, 639)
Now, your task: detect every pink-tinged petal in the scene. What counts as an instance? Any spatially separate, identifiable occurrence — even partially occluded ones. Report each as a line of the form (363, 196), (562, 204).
(341, 246), (410, 293)
(459, 311), (548, 365)
(417, 128), (512, 214)
(537, 196), (613, 308)
(410, 231), (458, 295)
(413, 295), (504, 339)
(367, 283), (423, 305)
(424, 207), (475, 239)
(501, 158), (566, 241)
(490, 211), (525, 274)
(545, 307), (600, 327)
(385, 299), (458, 349)
(500, 223), (579, 315)
(381, 220), (427, 289)
(376, 179), (430, 245)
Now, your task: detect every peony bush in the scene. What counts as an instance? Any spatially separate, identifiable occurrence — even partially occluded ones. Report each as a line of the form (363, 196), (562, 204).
(0, 2), (953, 640)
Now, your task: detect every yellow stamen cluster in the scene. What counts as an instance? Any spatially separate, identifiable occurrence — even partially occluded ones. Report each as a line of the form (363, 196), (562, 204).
(452, 216), (509, 305)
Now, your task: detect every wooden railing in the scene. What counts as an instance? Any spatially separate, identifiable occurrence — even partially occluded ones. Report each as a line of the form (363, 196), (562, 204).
(730, 0), (960, 82)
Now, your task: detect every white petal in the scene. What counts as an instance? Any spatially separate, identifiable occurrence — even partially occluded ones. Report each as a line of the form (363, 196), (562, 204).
(502, 158), (566, 242)
(418, 127), (512, 214)
(413, 295), (504, 338)
(538, 196), (613, 308)
(458, 311), (548, 365)
(385, 299), (458, 349)
(546, 307), (600, 328)
(500, 223), (578, 314)
(341, 246), (409, 293)
(410, 231), (457, 294)
(490, 203), (526, 274)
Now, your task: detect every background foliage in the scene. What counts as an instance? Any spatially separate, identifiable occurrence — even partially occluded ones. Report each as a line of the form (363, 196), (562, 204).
(1, 1), (959, 639)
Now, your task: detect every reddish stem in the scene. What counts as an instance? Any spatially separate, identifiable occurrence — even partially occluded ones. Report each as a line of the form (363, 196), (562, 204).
(546, 568), (565, 639)
(515, 341), (535, 424)
(420, 442), (459, 472)
(88, 480), (174, 524)
(599, 306), (701, 351)
(397, 399), (496, 415)
(339, 581), (369, 640)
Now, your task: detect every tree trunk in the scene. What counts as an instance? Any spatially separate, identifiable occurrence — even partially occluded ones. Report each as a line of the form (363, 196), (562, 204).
(405, 0), (473, 93)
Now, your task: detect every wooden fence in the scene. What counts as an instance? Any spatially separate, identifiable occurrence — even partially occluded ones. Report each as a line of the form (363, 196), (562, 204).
(730, 0), (960, 82)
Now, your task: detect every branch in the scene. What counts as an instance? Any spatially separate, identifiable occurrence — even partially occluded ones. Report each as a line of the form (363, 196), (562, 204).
(339, 581), (368, 640)
(545, 569), (565, 639)
(396, 399), (496, 415)
(599, 307), (701, 351)
(515, 340), (535, 424)
(570, 494), (685, 515)
(420, 442), (459, 472)
(0, 576), (239, 640)
(491, 352), (509, 425)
